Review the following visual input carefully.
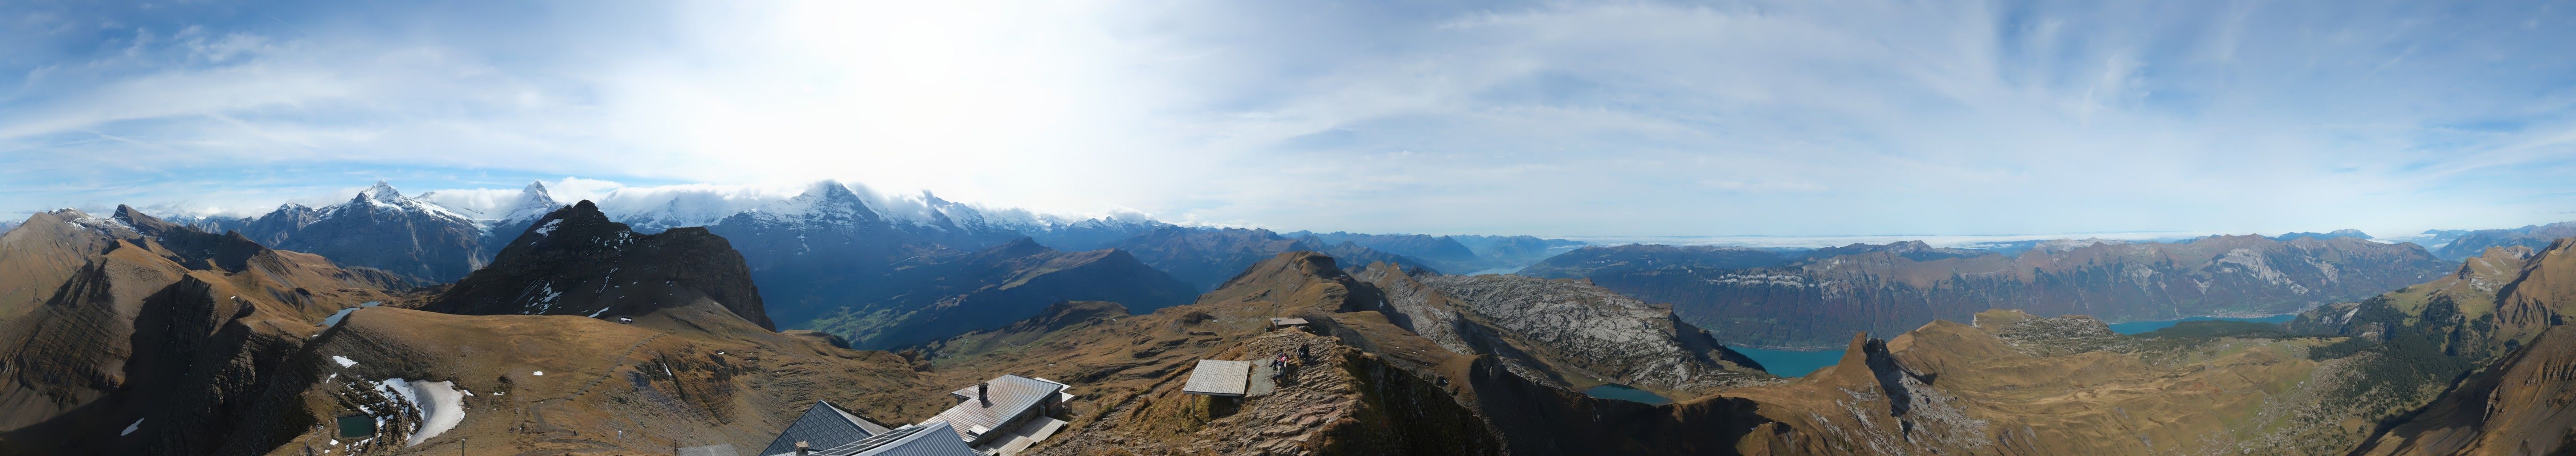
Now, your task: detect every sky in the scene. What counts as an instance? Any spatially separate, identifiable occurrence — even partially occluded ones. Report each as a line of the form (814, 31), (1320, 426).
(6, 0), (2576, 239)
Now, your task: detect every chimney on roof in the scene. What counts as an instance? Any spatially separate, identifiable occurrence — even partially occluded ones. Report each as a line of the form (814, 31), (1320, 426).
(794, 440), (810, 455)
(978, 381), (991, 405)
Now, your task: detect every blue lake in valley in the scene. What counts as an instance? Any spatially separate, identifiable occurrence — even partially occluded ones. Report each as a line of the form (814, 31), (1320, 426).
(2105, 314), (2298, 334)
(1581, 383), (1674, 405)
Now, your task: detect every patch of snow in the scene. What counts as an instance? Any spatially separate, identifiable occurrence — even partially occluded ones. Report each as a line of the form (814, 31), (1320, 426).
(532, 370), (544, 376)
(533, 218), (563, 236)
(332, 356), (357, 367)
(586, 306), (613, 318)
(121, 418), (142, 436)
(380, 379), (466, 446)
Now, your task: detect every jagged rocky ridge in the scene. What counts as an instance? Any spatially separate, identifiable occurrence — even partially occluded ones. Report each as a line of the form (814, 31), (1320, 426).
(229, 182), (490, 284)
(421, 200), (773, 329)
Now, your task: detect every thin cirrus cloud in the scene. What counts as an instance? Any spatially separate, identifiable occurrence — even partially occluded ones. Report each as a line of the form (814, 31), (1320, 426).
(1, 0), (2574, 239)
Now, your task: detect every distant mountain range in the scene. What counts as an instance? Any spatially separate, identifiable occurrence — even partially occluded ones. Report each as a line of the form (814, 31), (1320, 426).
(2425, 221), (2576, 261)
(1526, 235), (2454, 348)
(137, 180), (1580, 349)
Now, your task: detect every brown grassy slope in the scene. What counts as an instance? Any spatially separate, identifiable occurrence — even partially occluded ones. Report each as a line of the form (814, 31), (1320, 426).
(0, 208), (406, 455)
(916, 252), (1510, 455)
(2351, 325), (2576, 455)
(1704, 310), (2371, 455)
(254, 304), (930, 456)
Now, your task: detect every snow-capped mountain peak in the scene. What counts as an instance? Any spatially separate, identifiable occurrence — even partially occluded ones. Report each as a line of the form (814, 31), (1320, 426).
(356, 181), (405, 204)
(497, 181), (564, 222)
(747, 180), (874, 223)
(326, 181), (474, 223)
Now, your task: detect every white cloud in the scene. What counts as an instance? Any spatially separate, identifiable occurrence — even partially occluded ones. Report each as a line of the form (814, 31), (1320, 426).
(6, 0), (2576, 238)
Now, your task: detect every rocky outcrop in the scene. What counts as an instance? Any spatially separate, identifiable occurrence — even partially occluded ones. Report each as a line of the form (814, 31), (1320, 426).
(1029, 330), (1506, 456)
(421, 200), (773, 330)
(1355, 266), (1769, 395)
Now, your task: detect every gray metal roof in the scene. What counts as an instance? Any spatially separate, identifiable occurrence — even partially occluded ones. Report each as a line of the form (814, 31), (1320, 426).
(1182, 359), (1251, 396)
(801, 422), (978, 456)
(925, 375), (1066, 443)
(1270, 317), (1310, 326)
(760, 400), (889, 456)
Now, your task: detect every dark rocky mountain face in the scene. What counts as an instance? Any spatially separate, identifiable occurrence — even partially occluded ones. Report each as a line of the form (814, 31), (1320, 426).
(233, 182), (489, 284)
(2432, 221), (2576, 260)
(797, 237), (1198, 350)
(1110, 226), (1437, 291)
(1541, 236), (2455, 348)
(421, 200), (774, 330)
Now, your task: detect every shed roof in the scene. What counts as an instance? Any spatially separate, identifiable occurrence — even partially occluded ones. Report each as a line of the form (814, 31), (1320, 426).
(925, 375), (1067, 443)
(758, 401), (891, 456)
(1182, 359), (1251, 396)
